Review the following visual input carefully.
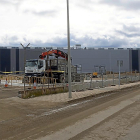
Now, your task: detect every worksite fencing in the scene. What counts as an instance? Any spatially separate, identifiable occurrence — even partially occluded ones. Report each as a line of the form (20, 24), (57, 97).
(0, 72), (140, 92)
(0, 75), (56, 90)
(70, 72), (140, 92)
(0, 74), (23, 87)
(24, 76), (57, 89)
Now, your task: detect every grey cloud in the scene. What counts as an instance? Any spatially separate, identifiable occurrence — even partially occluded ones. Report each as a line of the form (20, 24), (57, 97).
(24, 10), (58, 17)
(0, 34), (137, 48)
(75, 0), (96, 10)
(0, 35), (19, 46)
(74, 35), (128, 48)
(0, 0), (23, 11)
(1, 35), (18, 42)
(116, 25), (140, 38)
(0, 0), (22, 7)
(123, 25), (140, 32)
(30, 37), (69, 47)
(0, 0), (17, 4)
(100, 0), (140, 11)
(25, 35), (130, 48)
(116, 30), (140, 38)
(10, 36), (18, 41)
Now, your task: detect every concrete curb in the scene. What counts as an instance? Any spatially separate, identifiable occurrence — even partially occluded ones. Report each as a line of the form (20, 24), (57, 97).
(67, 83), (140, 103)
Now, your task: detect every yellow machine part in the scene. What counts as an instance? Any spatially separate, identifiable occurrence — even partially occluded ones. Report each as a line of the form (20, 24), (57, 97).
(93, 72), (98, 78)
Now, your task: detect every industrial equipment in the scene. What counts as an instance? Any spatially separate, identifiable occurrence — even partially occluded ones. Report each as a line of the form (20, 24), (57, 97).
(25, 49), (82, 83)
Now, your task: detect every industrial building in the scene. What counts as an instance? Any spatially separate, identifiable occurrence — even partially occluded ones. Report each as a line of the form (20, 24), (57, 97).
(0, 47), (140, 73)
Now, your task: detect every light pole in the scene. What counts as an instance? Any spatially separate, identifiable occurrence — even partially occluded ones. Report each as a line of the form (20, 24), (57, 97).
(117, 60), (123, 88)
(21, 43), (30, 94)
(64, 53), (66, 92)
(66, 0), (72, 98)
(109, 52), (112, 75)
(119, 61), (120, 88)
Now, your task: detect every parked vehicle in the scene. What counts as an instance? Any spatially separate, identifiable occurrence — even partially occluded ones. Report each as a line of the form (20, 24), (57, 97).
(25, 49), (82, 83)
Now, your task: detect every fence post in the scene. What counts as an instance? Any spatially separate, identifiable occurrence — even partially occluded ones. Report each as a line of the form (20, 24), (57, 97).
(125, 71), (127, 84)
(11, 76), (12, 87)
(52, 78), (54, 88)
(55, 79), (56, 88)
(0, 76), (1, 85)
(113, 71), (114, 85)
(102, 73), (103, 88)
(42, 77), (43, 94)
(135, 70), (136, 81)
(90, 73), (92, 89)
(48, 77), (49, 89)
(131, 71), (132, 82)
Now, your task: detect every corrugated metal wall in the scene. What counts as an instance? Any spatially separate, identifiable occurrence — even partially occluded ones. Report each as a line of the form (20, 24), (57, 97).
(0, 47), (139, 73)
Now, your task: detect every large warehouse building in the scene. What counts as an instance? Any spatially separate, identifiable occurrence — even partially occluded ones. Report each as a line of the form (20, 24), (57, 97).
(0, 47), (140, 73)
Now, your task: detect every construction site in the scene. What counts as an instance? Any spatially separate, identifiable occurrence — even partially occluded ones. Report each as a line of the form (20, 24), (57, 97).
(1, 48), (140, 139)
(1, 0), (140, 138)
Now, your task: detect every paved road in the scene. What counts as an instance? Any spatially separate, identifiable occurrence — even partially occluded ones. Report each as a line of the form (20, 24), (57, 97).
(1, 85), (140, 140)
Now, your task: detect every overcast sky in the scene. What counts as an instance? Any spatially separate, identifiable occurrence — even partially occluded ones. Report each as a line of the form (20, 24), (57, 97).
(1, 0), (140, 48)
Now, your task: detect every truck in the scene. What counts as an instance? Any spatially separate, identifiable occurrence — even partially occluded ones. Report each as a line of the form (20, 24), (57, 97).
(25, 49), (82, 83)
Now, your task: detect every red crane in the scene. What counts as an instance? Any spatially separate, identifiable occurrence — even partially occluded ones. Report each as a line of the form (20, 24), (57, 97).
(39, 49), (68, 60)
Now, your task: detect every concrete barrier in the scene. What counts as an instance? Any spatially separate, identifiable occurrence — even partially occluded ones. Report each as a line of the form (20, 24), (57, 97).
(18, 86), (68, 99)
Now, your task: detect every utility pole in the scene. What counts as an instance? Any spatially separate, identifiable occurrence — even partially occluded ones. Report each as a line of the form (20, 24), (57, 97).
(66, 0), (72, 98)
(117, 60), (123, 89)
(64, 53), (66, 92)
(20, 43), (30, 94)
(119, 61), (120, 88)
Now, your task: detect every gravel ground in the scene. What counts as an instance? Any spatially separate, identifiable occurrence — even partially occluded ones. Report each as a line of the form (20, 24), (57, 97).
(1, 85), (140, 140)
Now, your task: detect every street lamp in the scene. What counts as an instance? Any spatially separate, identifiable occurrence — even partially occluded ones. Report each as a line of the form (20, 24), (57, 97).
(66, 0), (72, 98)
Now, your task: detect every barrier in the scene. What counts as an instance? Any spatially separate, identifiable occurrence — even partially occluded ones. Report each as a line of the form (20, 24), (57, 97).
(33, 80), (36, 89)
(70, 75), (140, 92)
(5, 78), (8, 87)
(1, 73), (140, 92)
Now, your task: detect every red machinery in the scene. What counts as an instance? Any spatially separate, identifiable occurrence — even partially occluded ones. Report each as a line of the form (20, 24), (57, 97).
(39, 49), (68, 60)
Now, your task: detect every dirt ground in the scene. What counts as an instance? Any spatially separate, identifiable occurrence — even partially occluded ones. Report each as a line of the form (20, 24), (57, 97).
(70, 92), (140, 140)
(1, 85), (140, 139)
(0, 86), (63, 140)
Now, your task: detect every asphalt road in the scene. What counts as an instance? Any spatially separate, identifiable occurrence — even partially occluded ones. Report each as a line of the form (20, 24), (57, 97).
(1, 85), (140, 140)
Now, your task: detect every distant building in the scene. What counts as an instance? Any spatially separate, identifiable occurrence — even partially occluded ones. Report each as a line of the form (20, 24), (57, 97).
(0, 47), (140, 73)
(74, 44), (81, 49)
